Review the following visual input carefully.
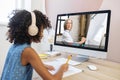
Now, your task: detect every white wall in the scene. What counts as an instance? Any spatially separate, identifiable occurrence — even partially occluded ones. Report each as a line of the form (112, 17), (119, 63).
(15, 0), (46, 13)
(0, 26), (11, 75)
(31, 0), (46, 14)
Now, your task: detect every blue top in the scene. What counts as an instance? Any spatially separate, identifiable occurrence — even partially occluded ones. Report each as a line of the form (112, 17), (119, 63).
(1, 43), (33, 80)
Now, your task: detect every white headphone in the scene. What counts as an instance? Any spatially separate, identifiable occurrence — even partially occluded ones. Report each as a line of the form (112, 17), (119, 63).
(28, 12), (38, 36)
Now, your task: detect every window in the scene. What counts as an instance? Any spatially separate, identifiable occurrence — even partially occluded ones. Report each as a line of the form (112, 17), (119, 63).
(0, 0), (45, 25)
(57, 15), (69, 35)
(0, 0), (23, 25)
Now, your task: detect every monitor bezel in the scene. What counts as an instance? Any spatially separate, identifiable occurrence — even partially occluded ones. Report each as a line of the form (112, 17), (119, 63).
(54, 10), (111, 52)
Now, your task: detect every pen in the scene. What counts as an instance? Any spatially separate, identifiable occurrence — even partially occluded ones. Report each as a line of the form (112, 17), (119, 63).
(66, 55), (72, 64)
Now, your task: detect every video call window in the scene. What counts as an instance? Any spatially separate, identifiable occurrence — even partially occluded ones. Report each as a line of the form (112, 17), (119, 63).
(54, 10), (111, 52)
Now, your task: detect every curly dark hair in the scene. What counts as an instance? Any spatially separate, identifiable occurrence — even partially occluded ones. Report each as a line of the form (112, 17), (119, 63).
(7, 10), (51, 44)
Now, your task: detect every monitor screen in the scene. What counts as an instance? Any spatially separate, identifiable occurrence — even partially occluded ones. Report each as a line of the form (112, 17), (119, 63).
(54, 10), (111, 52)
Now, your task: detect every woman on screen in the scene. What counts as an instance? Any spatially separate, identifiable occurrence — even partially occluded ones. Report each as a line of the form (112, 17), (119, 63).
(62, 19), (86, 46)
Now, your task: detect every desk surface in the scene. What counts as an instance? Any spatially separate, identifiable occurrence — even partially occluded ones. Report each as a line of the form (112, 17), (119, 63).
(63, 58), (120, 80)
(33, 52), (120, 80)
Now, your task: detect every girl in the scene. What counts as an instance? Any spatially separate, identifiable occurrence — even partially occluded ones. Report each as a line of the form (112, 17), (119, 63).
(1, 10), (68, 80)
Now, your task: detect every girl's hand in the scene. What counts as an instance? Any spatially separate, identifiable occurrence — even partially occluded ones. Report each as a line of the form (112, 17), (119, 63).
(61, 63), (69, 72)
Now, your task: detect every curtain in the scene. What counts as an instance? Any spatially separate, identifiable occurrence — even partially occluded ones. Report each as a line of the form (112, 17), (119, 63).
(79, 14), (90, 40)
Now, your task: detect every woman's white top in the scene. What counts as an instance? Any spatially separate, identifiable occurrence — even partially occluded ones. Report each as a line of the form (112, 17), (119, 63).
(62, 30), (73, 42)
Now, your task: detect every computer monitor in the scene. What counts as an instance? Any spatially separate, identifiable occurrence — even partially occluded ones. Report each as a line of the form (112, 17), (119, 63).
(54, 10), (111, 60)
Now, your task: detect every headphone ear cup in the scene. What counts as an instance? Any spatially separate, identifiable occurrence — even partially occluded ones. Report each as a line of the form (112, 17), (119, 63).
(28, 12), (38, 36)
(28, 25), (38, 36)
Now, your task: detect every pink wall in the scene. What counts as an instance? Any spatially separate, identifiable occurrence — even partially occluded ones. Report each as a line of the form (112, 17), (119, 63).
(46, 0), (103, 28)
(100, 0), (120, 63)
(45, 0), (120, 63)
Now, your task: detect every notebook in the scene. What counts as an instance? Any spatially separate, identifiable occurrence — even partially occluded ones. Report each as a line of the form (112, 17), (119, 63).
(38, 54), (49, 59)
(44, 59), (82, 78)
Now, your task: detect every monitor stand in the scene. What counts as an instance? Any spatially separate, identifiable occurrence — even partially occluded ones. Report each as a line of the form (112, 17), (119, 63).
(72, 54), (89, 62)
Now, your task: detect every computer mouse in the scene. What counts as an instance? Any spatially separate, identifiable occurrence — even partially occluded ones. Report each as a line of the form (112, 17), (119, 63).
(87, 65), (97, 71)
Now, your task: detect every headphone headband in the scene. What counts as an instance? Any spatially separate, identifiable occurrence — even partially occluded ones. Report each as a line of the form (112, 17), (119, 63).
(31, 12), (36, 26)
(28, 12), (38, 36)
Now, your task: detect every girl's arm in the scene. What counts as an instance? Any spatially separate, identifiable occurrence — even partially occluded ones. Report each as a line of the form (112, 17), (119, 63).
(21, 47), (68, 80)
